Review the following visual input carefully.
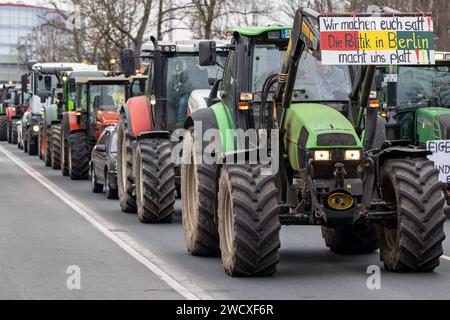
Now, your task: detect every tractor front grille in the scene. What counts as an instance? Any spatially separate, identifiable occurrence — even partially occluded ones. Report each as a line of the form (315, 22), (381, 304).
(317, 133), (357, 147)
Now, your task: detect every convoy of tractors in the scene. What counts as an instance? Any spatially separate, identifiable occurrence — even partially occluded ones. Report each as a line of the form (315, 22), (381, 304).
(1, 6), (449, 277)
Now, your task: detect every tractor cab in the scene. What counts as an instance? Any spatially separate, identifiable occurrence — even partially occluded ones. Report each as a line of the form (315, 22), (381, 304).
(71, 77), (130, 141)
(377, 51), (450, 144)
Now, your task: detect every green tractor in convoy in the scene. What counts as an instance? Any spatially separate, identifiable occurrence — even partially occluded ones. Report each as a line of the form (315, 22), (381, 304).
(377, 51), (450, 205)
(181, 8), (446, 277)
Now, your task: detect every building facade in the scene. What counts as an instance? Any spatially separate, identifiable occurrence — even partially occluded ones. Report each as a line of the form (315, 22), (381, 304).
(0, 3), (54, 84)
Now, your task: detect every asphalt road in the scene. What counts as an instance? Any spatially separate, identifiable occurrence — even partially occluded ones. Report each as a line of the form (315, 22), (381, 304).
(1, 141), (450, 300)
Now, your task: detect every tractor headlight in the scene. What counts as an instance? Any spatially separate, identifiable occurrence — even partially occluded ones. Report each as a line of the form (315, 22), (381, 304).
(344, 150), (361, 161)
(314, 150), (331, 161)
(32, 125), (40, 133)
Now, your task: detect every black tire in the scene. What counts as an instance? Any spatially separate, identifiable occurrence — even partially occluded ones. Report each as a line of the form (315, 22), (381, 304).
(27, 128), (38, 156)
(51, 124), (61, 170)
(90, 165), (103, 193)
(322, 222), (378, 254)
(12, 121), (18, 145)
(117, 113), (137, 213)
(105, 171), (118, 200)
(7, 120), (12, 144)
(0, 115), (7, 141)
(379, 158), (446, 272)
(217, 164), (281, 277)
(23, 135), (28, 153)
(60, 129), (69, 176)
(68, 131), (90, 180)
(44, 128), (52, 167)
(181, 128), (220, 256)
(135, 138), (176, 223)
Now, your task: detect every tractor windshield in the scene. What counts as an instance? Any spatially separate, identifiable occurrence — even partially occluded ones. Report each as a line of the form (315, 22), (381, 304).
(89, 84), (126, 111)
(397, 65), (450, 108)
(165, 54), (225, 130)
(252, 45), (352, 101)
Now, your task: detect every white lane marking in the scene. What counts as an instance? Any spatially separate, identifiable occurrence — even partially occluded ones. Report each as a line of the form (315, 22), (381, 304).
(0, 145), (212, 300)
(442, 256), (450, 262)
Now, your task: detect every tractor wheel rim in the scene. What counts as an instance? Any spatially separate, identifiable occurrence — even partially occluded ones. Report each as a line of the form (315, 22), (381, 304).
(185, 132), (199, 231)
(121, 134), (127, 189)
(223, 184), (234, 254)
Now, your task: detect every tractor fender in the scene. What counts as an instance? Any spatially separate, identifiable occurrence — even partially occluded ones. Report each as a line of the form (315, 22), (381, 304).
(121, 96), (152, 138)
(62, 112), (82, 138)
(376, 146), (431, 166)
(137, 131), (171, 141)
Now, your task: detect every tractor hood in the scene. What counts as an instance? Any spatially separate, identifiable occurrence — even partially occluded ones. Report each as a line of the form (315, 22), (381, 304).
(96, 110), (119, 126)
(416, 107), (450, 141)
(284, 103), (362, 149)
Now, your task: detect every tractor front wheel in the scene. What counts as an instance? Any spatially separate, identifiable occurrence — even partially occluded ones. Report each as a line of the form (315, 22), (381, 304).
(51, 124), (61, 170)
(27, 128), (38, 156)
(68, 131), (89, 180)
(0, 115), (7, 141)
(181, 128), (220, 256)
(379, 158), (446, 272)
(12, 121), (18, 145)
(217, 164), (281, 277)
(135, 138), (176, 223)
(117, 114), (137, 213)
(44, 128), (52, 167)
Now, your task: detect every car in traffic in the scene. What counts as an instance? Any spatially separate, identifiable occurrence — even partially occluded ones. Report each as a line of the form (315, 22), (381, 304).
(90, 125), (118, 199)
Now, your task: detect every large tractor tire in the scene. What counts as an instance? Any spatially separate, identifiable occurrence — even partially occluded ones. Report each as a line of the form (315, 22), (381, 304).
(217, 164), (281, 277)
(181, 128), (220, 256)
(44, 129), (52, 167)
(117, 114), (137, 213)
(322, 222), (378, 254)
(68, 131), (90, 180)
(60, 131), (69, 176)
(12, 121), (18, 145)
(135, 138), (176, 223)
(51, 124), (61, 170)
(0, 115), (7, 141)
(27, 128), (38, 156)
(7, 120), (12, 144)
(379, 158), (446, 272)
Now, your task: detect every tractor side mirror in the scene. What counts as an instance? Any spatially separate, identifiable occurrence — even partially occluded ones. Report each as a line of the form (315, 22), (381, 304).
(68, 78), (76, 93)
(199, 41), (217, 66)
(208, 79), (223, 106)
(121, 48), (136, 77)
(374, 72), (383, 91)
(44, 76), (53, 90)
(96, 145), (106, 153)
(21, 75), (28, 93)
(14, 92), (20, 106)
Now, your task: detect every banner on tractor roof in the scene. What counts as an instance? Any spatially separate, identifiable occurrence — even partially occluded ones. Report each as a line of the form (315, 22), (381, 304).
(319, 15), (435, 65)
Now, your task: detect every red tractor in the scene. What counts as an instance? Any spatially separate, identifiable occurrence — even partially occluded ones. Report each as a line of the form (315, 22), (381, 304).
(61, 76), (131, 180)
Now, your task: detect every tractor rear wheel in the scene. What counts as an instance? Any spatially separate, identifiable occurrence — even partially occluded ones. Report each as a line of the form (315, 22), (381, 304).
(51, 124), (61, 170)
(60, 130), (69, 176)
(379, 158), (446, 272)
(0, 115), (7, 141)
(135, 138), (176, 223)
(68, 131), (89, 180)
(181, 128), (220, 256)
(217, 164), (281, 277)
(322, 222), (378, 254)
(12, 121), (18, 145)
(117, 114), (136, 213)
(44, 128), (52, 167)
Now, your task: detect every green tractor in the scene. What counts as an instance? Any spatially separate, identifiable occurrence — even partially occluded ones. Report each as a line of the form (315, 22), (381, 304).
(377, 51), (450, 206)
(181, 9), (446, 276)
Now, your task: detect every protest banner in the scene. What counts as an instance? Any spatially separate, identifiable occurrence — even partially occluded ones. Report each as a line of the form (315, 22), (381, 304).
(319, 15), (435, 65)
